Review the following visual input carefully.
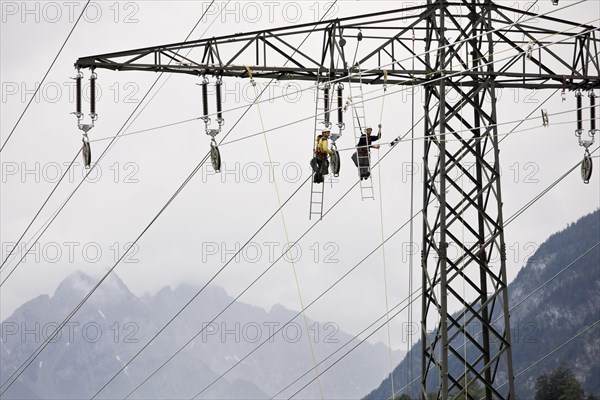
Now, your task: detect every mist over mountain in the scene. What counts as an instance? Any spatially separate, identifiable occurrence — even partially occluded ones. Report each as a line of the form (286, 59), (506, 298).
(365, 209), (600, 399)
(1, 272), (402, 399)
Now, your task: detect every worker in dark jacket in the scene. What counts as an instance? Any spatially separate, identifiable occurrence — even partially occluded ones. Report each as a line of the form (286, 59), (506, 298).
(352, 124), (381, 179)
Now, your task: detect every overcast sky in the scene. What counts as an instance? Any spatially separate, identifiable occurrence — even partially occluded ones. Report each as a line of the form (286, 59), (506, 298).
(1, 0), (598, 360)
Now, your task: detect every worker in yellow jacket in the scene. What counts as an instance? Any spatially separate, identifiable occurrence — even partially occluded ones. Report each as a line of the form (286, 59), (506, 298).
(311, 129), (333, 183)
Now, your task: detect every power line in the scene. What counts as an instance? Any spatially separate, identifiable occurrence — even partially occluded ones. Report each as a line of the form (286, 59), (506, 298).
(0, 149), (80, 271)
(1, 1), (595, 395)
(287, 167), (600, 399)
(91, 3), (344, 398)
(4, 1), (588, 265)
(0, 1), (91, 153)
(512, 321), (600, 380)
(104, 94), (425, 400)
(91, 174), (312, 399)
(1, 98), (584, 277)
(334, 117), (593, 152)
(0, 0), (224, 277)
(271, 258), (423, 397)
(89, 0), (593, 146)
(87, 99), (594, 153)
(219, 25), (597, 147)
(0, 150), (205, 395)
(0, 1), (225, 393)
(201, 142), (598, 399)
(475, 320), (600, 399)
(86, 21), (597, 147)
(0, 72), (166, 287)
(0, 0), (220, 287)
(94, 81), (594, 399)
(0, 1), (340, 396)
(388, 240), (600, 400)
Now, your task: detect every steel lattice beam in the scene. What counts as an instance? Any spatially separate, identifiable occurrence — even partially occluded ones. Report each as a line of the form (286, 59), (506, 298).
(73, 2), (600, 400)
(421, 1), (515, 399)
(75, 3), (599, 90)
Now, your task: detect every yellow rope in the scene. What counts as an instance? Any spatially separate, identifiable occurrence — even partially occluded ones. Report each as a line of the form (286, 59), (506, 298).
(245, 65), (325, 400)
(376, 70), (395, 396)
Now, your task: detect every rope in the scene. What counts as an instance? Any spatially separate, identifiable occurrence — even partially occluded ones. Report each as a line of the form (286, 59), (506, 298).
(184, 99), (430, 400)
(152, 122), (595, 400)
(127, 97), (432, 400)
(89, 4), (343, 398)
(270, 218), (424, 399)
(292, 151), (600, 399)
(379, 70), (388, 124)
(1, 1), (592, 394)
(406, 27), (417, 398)
(375, 69), (395, 396)
(246, 65), (325, 400)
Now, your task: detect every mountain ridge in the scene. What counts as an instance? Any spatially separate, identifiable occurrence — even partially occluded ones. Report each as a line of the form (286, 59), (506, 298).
(364, 209), (600, 399)
(1, 271), (402, 399)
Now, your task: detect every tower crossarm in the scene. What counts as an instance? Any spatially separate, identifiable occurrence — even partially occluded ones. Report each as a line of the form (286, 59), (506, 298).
(75, 3), (599, 90)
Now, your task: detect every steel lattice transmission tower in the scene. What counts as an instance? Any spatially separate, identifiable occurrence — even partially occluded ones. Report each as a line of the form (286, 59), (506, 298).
(421, 1), (514, 398)
(74, 1), (599, 399)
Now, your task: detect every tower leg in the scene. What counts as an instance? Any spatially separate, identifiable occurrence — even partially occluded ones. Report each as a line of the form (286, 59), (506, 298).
(421, 1), (515, 399)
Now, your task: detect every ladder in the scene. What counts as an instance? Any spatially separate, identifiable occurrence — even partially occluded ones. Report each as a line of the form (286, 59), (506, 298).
(309, 75), (333, 220)
(348, 78), (375, 201)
